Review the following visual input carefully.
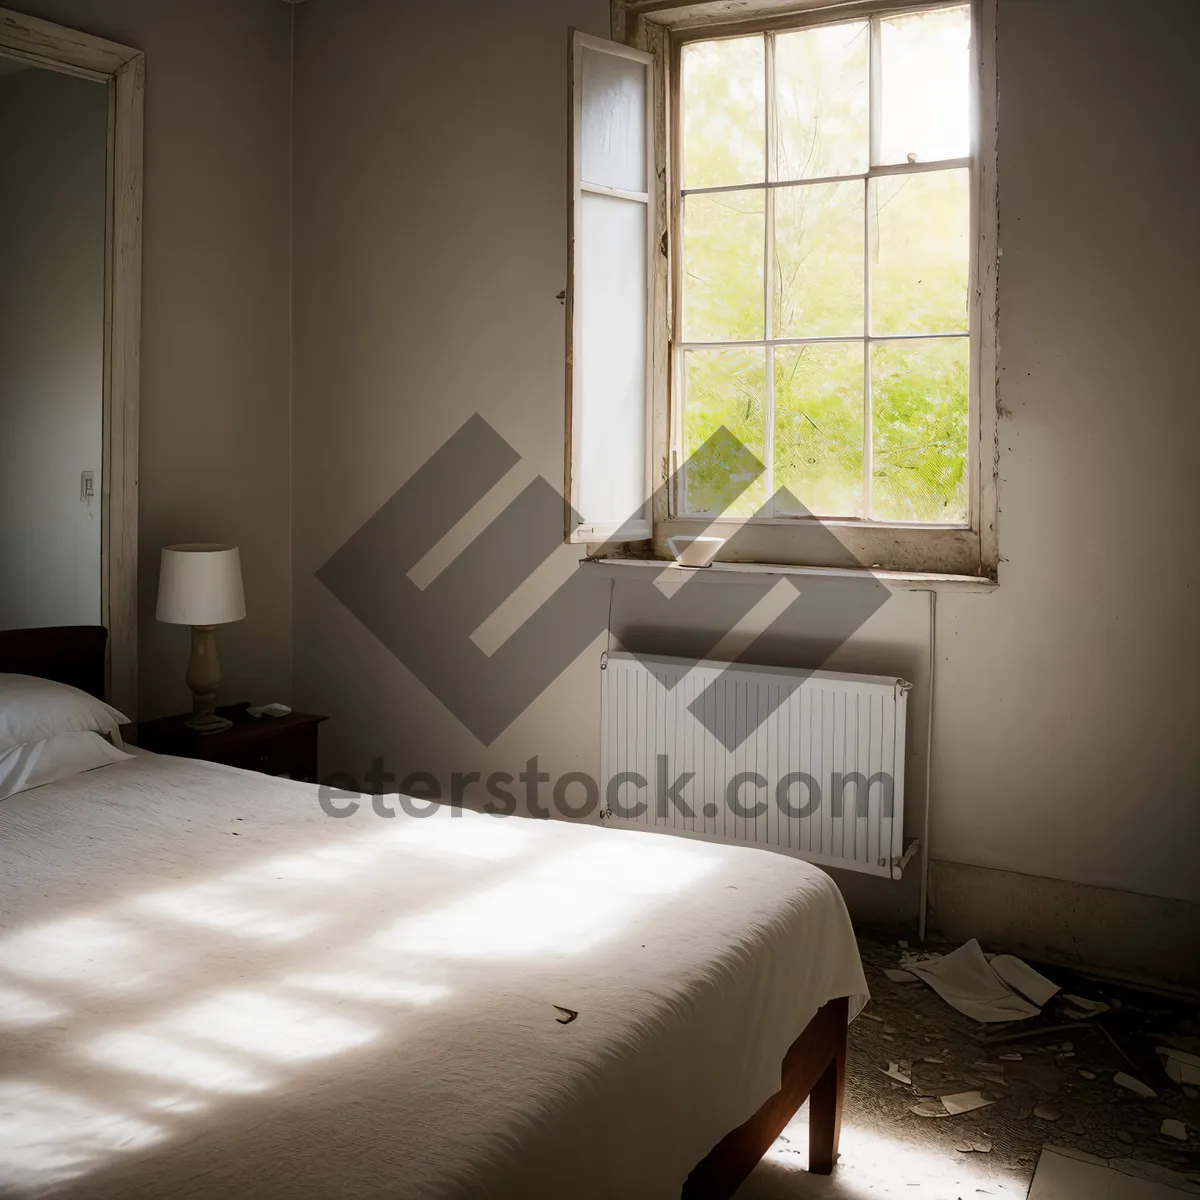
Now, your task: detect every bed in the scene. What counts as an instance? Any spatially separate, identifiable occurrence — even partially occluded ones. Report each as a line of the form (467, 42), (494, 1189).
(0, 627), (869, 1199)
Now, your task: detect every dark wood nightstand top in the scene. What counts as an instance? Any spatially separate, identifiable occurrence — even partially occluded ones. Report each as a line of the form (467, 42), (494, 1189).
(137, 703), (327, 782)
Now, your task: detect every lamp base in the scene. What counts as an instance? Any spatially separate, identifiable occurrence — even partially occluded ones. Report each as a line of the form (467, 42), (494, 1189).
(185, 625), (230, 735)
(185, 710), (232, 735)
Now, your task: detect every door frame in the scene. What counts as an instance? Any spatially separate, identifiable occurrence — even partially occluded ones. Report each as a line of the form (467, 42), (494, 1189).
(0, 6), (143, 719)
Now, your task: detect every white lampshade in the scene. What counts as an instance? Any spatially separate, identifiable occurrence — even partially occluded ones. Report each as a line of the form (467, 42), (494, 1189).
(156, 544), (246, 626)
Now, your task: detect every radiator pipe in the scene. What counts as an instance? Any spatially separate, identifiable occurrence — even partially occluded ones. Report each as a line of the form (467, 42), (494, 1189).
(918, 589), (936, 944)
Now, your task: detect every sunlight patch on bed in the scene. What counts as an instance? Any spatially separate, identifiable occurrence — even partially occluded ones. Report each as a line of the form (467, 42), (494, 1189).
(135, 882), (326, 943)
(143, 1094), (210, 1115)
(284, 970), (449, 1006)
(0, 1080), (167, 1190)
(0, 983), (68, 1028)
(170, 989), (377, 1063)
(381, 813), (535, 863)
(0, 916), (148, 989)
(85, 1029), (273, 1095)
(535, 839), (719, 896)
(226, 849), (366, 885)
(376, 840), (716, 961)
(243, 831), (400, 877)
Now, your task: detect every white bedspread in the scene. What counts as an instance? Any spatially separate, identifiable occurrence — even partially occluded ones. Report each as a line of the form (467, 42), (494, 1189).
(0, 751), (867, 1199)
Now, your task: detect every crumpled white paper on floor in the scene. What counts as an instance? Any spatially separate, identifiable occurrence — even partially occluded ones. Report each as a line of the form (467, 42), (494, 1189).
(907, 939), (1059, 1023)
(1158, 1046), (1200, 1086)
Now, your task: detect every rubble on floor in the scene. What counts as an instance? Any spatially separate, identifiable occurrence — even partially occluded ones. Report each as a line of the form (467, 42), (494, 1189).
(847, 931), (1200, 1195)
(1029, 1145), (1197, 1199)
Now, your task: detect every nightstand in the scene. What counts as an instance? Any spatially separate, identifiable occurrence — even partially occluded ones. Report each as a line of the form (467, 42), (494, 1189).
(137, 703), (327, 782)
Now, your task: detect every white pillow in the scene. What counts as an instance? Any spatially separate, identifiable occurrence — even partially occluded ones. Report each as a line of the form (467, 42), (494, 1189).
(0, 729), (133, 800)
(0, 673), (130, 755)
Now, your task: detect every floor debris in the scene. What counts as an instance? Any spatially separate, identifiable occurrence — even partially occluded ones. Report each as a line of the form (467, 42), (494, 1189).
(905, 939), (1055, 1023)
(956, 1138), (994, 1153)
(986, 1021), (1096, 1046)
(881, 1061), (912, 1085)
(1062, 994), (1111, 1018)
(1033, 1106), (1062, 1122)
(821, 931), (1200, 1200)
(1114, 1071), (1157, 1098)
(1161, 1119), (1189, 1141)
(990, 954), (1062, 1008)
(910, 1099), (951, 1118)
(941, 1090), (996, 1115)
(884, 968), (920, 984)
(1160, 1047), (1200, 1086)
(1028, 1146), (1198, 1200)
(553, 1005), (578, 1025)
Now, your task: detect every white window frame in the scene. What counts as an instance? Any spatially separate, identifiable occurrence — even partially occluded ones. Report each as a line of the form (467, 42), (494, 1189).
(603, 0), (998, 579)
(566, 32), (656, 544)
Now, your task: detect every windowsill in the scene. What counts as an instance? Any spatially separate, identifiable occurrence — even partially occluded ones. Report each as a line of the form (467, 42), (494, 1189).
(579, 555), (998, 592)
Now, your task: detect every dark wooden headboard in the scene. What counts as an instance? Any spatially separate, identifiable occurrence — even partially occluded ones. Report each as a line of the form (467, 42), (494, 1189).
(0, 626), (108, 701)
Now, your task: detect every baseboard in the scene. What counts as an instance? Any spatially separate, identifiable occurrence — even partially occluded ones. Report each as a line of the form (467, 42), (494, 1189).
(927, 860), (1200, 992)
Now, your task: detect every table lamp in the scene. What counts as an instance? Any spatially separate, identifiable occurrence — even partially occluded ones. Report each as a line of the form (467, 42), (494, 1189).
(156, 543), (246, 733)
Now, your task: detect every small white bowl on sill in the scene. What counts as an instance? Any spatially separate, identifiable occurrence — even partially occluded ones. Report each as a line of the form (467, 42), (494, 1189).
(666, 535), (725, 568)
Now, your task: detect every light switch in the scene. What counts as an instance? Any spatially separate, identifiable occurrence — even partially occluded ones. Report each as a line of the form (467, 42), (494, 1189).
(80, 470), (94, 502)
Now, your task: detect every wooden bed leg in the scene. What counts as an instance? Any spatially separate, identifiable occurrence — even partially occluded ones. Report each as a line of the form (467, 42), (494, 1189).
(807, 1025), (846, 1174)
(682, 997), (850, 1198)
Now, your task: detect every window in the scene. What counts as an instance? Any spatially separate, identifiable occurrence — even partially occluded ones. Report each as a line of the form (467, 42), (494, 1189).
(567, 1), (997, 578)
(567, 33), (655, 545)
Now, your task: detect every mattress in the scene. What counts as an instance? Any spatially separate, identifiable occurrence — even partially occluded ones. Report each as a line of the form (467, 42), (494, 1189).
(0, 750), (868, 1199)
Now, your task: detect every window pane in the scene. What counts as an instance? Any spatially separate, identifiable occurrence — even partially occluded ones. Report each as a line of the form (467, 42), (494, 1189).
(871, 338), (969, 523)
(772, 21), (868, 181)
(577, 192), (647, 529)
(871, 168), (968, 335)
(682, 37), (765, 189)
(683, 191), (764, 342)
(774, 343), (864, 517)
(580, 47), (647, 193)
(774, 180), (863, 338)
(683, 348), (767, 516)
(878, 6), (970, 166)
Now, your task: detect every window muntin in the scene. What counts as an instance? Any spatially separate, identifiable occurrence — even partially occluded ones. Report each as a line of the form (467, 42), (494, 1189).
(676, 5), (973, 526)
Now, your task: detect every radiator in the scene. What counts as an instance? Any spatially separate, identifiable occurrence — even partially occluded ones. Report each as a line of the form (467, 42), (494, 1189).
(600, 652), (911, 879)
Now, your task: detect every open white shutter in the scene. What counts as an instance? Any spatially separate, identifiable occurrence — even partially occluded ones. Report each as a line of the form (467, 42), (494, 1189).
(566, 30), (654, 544)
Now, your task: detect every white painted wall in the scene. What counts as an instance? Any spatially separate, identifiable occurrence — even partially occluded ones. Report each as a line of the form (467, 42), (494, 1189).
(930, 0), (1200, 907)
(0, 66), (107, 631)
(292, 0), (611, 799)
(291, 0), (1200, 921)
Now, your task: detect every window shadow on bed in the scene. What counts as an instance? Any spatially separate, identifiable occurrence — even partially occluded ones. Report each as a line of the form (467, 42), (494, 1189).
(0, 806), (719, 1193)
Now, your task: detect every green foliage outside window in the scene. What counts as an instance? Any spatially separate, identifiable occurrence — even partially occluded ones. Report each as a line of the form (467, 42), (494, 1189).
(680, 8), (971, 524)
